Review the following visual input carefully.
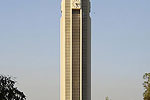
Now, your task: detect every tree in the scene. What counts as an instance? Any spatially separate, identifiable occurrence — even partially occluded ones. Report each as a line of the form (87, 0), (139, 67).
(143, 73), (150, 100)
(105, 96), (109, 100)
(0, 75), (26, 100)
(105, 96), (111, 100)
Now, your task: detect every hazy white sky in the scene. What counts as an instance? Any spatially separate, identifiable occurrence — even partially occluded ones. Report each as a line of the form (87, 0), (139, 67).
(0, 0), (150, 100)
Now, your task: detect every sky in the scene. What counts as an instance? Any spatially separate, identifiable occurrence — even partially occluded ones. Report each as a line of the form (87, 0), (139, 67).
(0, 0), (150, 100)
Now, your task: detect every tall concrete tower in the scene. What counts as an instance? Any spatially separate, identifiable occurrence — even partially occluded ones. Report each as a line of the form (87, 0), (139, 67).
(60, 0), (91, 100)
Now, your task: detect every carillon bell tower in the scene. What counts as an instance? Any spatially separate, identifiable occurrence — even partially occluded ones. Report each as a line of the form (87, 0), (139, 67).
(60, 0), (91, 100)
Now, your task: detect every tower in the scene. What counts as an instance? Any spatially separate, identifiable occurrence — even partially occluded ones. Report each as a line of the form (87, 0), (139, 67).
(60, 0), (91, 100)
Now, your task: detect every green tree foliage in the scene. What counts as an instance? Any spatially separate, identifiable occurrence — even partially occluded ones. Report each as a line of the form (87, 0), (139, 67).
(143, 73), (150, 100)
(0, 75), (26, 100)
(105, 96), (109, 100)
(105, 96), (111, 100)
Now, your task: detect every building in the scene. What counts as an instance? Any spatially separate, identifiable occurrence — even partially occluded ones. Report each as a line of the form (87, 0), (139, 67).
(60, 0), (91, 100)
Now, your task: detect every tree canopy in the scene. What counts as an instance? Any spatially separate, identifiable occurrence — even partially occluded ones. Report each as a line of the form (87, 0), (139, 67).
(143, 73), (150, 100)
(105, 96), (111, 100)
(0, 75), (26, 100)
